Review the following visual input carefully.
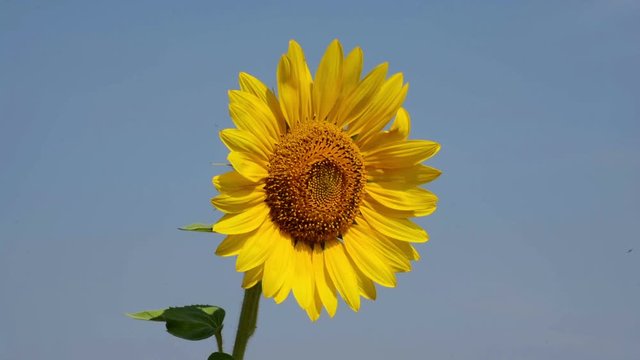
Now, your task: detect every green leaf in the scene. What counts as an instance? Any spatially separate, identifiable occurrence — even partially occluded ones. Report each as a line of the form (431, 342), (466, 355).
(127, 305), (226, 341)
(126, 309), (166, 321)
(164, 306), (224, 341)
(208, 352), (234, 360)
(179, 223), (214, 232)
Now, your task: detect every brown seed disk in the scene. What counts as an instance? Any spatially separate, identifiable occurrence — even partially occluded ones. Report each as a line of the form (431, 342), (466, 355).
(265, 121), (366, 244)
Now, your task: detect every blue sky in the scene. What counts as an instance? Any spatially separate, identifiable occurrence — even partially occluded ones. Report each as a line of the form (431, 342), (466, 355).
(1, 1), (639, 359)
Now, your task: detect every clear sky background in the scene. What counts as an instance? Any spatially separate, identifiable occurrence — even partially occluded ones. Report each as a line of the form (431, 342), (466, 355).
(1, 1), (639, 359)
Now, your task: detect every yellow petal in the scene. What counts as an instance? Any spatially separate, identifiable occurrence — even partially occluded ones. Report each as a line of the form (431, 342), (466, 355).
(353, 222), (413, 272)
(347, 252), (377, 300)
(312, 245), (338, 317)
(213, 201), (268, 235)
(341, 47), (363, 97)
(292, 241), (314, 309)
(228, 151), (268, 183)
(219, 129), (269, 161)
(242, 266), (263, 288)
(277, 55), (298, 128)
(367, 164), (442, 189)
(238, 72), (269, 98)
(228, 103), (276, 154)
(344, 224), (397, 287)
(277, 40), (313, 128)
(393, 239), (421, 261)
(350, 74), (408, 146)
(238, 72), (286, 134)
(361, 196), (414, 221)
(270, 241), (295, 305)
(366, 182), (438, 217)
(359, 207), (428, 243)
(236, 220), (277, 272)
(359, 107), (412, 152)
(262, 232), (294, 298)
(214, 179), (261, 197)
(215, 234), (248, 257)
(313, 39), (343, 122)
(273, 272), (292, 304)
(334, 62), (388, 127)
(213, 170), (257, 192)
(328, 46), (363, 125)
(287, 40), (313, 121)
(211, 187), (265, 214)
(324, 239), (360, 311)
(305, 288), (322, 322)
(363, 140), (441, 168)
(390, 108), (411, 139)
(228, 90), (281, 142)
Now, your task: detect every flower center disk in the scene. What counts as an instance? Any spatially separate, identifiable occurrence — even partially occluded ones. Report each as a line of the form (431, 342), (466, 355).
(265, 121), (366, 244)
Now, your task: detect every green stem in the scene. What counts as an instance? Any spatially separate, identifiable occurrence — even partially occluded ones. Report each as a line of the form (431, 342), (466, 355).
(214, 326), (223, 353)
(232, 282), (262, 360)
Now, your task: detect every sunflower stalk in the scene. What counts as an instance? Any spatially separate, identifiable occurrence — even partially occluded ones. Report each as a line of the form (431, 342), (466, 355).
(232, 282), (262, 360)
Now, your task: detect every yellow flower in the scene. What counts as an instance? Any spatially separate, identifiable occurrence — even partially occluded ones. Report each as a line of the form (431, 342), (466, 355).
(211, 39), (441, 321)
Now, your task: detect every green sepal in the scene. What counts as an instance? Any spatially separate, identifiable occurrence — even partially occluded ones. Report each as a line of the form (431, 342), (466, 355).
(127, 305), (225, 341)
(179, 223), (214, 232)
(208, 352), (234, 360)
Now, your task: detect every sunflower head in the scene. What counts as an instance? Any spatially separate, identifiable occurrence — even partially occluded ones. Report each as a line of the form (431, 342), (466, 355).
(265, 121), (366, 245)
(212, 39), (441, 321)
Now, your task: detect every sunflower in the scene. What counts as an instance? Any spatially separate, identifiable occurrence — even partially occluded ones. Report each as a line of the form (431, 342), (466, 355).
(211, 39), (441, 321)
